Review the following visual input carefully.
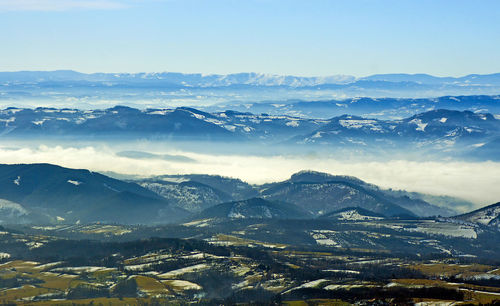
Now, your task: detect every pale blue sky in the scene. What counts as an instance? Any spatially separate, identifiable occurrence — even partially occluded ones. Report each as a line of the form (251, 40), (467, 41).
(1, 0), (499, 77)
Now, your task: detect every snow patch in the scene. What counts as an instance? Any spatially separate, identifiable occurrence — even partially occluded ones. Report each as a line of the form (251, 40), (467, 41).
(0, 199), (28, 215)
(311, 131), (323, 139)
(339, 119), (377, 129)
(0, 252), (10, 259)
(147, 109), (173, 115)
(336, 210), (383, 221)
(223, 125), (236, 132)
(182, 219), (212, 227)
(409, 118), (428, 132)
(157, 264), (209, 278)
(191, 112), (205, 120)
(323, 269), (360, 274)
(52, 266), (112, 273)
(32, 119), (49, 125)
(404, 221), (478, 239)
(310, 230), (340, 247)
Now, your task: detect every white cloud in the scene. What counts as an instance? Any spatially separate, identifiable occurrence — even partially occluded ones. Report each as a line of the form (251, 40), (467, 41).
(0, 0), (130, 11)
(0, 144), (499, 208)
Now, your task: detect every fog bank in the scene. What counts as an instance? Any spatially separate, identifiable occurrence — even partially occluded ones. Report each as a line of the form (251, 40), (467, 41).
(0, 145), (498, 207)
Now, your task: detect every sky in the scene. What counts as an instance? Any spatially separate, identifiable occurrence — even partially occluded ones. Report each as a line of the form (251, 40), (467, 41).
(0, 0), (500, 77)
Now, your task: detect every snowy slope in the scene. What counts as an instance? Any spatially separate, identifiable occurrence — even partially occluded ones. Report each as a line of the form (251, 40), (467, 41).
(456, 202), (500, 226)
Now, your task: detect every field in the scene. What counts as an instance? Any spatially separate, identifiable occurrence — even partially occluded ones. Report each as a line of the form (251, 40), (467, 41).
(0, 221), (499, 305)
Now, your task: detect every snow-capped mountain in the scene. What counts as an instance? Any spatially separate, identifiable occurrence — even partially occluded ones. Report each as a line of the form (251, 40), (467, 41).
(0, 70), (356, 87)
(1, 106), (497, 142)
(361, 73), (500, 86)
(3, 70), (500, 88)
(3, 71), (500, 110)
(0, 106), (325, 141)
(205, 95), (500, 120)
(295, 109), (500, 157)
(2, 106), (498, 159)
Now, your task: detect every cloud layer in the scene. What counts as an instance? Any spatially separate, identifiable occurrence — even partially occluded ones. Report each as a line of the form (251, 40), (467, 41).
(0, 145), (499, 208)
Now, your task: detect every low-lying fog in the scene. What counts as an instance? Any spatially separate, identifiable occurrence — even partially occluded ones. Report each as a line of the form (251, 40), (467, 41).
(0, 140), (499, 208)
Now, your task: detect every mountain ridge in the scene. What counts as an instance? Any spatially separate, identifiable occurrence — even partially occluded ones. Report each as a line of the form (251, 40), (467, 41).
(1, 106), (498, 153)
(0, 164), (494, 227)
(3, 70), (500, 87)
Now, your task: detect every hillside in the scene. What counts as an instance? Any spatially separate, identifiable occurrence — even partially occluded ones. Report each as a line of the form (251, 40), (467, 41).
(137, 170), (460, 218)
(0, 164), (189, 224)
(258, 170), (453, 217)
(455, 202), (500, 228)
(194, 198), (310, 220)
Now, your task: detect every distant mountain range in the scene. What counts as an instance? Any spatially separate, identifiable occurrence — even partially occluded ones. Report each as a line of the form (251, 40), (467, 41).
(206, 95), (500, 119)
(2, 106), (498, 160)
(293, 109), (500, 160)
(0, 70), (357, 87)
(0, 105), (325, 141)
(2, 70), (500, 88)
(3, 71), (500, 108)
